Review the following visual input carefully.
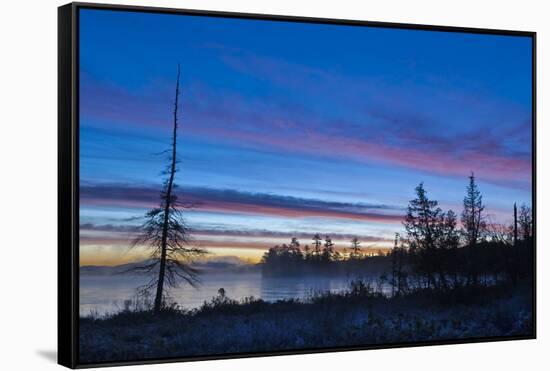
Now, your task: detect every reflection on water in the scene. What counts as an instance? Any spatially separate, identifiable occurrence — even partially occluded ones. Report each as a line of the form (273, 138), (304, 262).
(80, 272), (386, 316)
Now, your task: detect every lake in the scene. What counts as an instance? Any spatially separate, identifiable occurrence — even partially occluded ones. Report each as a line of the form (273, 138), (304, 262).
(80, 272), (388, 316)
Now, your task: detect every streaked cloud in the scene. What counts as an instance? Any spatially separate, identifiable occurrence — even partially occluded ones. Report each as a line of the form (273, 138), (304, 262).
(80, 183), (403, 223)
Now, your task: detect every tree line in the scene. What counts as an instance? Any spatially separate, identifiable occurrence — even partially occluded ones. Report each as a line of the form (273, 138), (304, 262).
(261, 173), (534, 292)
(261, 233), (390, 276)
(392, 175), (533, 294)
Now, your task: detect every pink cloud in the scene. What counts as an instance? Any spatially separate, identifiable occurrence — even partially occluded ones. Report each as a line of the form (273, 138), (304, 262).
(80, 69), (532, 190)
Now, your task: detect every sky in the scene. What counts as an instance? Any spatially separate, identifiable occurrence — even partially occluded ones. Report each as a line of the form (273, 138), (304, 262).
(79, 8), (533, 266)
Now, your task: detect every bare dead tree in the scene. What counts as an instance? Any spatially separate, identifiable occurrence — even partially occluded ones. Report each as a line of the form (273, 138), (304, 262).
(390, 233), (399, 296)
(486, 215), (513, 245)
(131, 64), (207, 312)
(513, 202), (518, 246)
(518, 203), (533, 240)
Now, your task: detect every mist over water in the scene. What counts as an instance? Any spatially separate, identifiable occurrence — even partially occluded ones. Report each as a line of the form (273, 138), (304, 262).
(79, 272), (387, 316)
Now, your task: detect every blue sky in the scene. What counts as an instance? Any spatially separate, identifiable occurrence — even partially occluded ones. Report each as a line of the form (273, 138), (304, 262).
(78, 8), (533, 265)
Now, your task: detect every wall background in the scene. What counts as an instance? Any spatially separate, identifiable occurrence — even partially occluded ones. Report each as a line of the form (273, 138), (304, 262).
(0, 0), (547, 370)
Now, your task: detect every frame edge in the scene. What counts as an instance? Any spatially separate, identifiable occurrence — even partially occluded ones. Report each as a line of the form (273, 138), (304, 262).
(62, 2), (537, 368)
(72, 1), (535, 36)
(58, 2), (78, 369)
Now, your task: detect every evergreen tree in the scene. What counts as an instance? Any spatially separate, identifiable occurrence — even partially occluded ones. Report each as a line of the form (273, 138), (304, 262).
(321, 235), (335, 262)
(461, 173), (486, 286)
(403, 182), (443, 289)
(312, 233), (322, 260)
(131, 64), (207, 312)
(350, 237), (361, 259)
(461, 172), (486, 245)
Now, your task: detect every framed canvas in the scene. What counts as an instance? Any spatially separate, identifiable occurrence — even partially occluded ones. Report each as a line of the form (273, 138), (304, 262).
(58, 2), (536, 368)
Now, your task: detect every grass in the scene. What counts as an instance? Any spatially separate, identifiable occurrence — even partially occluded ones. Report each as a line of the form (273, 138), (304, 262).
(79, 280), (533, 364)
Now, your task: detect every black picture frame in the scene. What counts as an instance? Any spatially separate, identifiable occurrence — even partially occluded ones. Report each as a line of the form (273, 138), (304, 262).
(58, 2), (537, 368)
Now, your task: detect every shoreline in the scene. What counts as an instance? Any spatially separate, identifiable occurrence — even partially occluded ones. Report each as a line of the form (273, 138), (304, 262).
(79, 280), (533, 364)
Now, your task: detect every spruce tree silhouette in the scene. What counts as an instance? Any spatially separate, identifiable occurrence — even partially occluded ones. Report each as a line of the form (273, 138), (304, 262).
(461, 172), (486, 285)
(131, 64), (207, 313)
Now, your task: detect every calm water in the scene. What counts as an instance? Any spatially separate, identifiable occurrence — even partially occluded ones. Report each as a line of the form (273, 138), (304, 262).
(80, 272), (386, 316)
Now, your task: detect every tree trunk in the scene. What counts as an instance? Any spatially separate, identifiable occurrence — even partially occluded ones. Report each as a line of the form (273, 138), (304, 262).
(513, 203), (518, 246)
(512, 202), (519, 285)
(154, 64), (181, 313)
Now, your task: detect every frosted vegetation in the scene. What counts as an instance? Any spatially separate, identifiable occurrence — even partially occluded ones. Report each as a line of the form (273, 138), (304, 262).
(80, 280), (532, 363)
